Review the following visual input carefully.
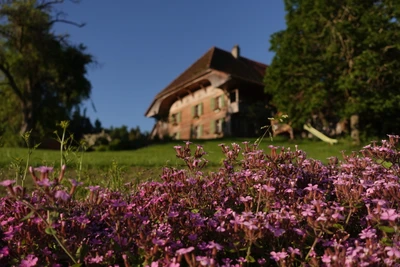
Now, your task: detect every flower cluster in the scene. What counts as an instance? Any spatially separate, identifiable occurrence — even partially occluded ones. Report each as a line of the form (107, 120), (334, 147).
(0, 136), (400, 266)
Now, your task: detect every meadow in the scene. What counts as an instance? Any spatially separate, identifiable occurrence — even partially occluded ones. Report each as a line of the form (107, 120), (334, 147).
(0, 135), (366, 199)
(1, 134), (399, 266)
(0, 136), (365, 176)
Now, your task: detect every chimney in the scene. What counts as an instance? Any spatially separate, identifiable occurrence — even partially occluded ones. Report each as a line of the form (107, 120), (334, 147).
(231, 44), (240, 59)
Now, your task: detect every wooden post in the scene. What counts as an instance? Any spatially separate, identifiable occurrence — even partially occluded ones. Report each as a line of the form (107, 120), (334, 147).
(350, 114), (360, 145)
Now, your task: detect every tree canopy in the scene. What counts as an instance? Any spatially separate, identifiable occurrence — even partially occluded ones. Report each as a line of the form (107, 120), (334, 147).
(265, 0), (400, 138)
(0, 0), (93, 145)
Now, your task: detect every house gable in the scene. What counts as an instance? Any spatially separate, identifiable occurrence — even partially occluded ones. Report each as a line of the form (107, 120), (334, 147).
(146, 45), (268, 139)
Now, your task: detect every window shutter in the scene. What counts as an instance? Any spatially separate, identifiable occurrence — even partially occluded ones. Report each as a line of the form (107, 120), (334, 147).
(191, 106), (195, 118)
(199, 125), (203, 137)
(199, 103), (203, 115)
(177, 112), (181, 123)
(221, 96), (225, 107)
(210, 120), (215, 134)
(211, 98), (215, 110)
(176, 132), (180, 140)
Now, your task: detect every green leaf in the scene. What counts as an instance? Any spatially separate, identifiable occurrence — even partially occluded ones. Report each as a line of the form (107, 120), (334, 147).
(246, 255), (255, 263)
(332, 223), (344, 230)
(378, 225), (395, 234)
(380, 237), (393, 246)
(20, 210), (35, 221)
(45, 227), (57, 235)
(71, 264), (82, 267)
(76, 244), (89, 262)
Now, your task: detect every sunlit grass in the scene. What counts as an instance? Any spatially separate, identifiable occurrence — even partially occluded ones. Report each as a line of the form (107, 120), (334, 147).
(0, 135), (368, 196)
(0, 136), (365, 169)
(0, 135), (365, 169)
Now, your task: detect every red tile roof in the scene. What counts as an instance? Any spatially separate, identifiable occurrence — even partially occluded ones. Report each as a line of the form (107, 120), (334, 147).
(156, 46), (267, 98)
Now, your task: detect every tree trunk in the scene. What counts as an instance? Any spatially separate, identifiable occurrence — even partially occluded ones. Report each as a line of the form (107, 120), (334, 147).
(350, 114), (360, 145)
(20, 100), (35, 135)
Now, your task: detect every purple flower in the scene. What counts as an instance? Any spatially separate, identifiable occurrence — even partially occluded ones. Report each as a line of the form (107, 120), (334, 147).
(332, 212), (344, 220)
(239, 196), (253, 202)
(20, 254), (38, 267)
(216, 221), (226, 232)
(89, 255), (104, 263)
(176, 246), (194, 255)
(54, 190), (70, 201)
(168, 211), (179, 218)
(385, 246), (400, 258)
(36, 178), (54, 187)
(0, 180), (15, 187)
(316, 213), (328, 221)
(287, 247), (300, 255)
(243, 221), (258, 230)
(169, 257), (180, 267)
(34, 166), (54, 173)
(301, 208), (315, 217)
(262, 185), (275, 192)
(321, 254), (331, 263)
(69, 179), (83, 187)
(230, 215), (244, 225)
(207, 241), (223, 250)
(87, 185), (101, 192)
(188, 233), (197, 241)
(380, 208), (399, 221)
(304, 183), (319, 191)
(152, 238), (166, 246)
(270, 251), (288, 261)
(196, 256), (214, 266)
(359, 227), (377, 239)
(257, 258), (266, 264)
(0, 246), (9, 258)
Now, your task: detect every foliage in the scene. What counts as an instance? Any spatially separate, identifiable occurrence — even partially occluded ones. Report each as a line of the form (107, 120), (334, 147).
(0, 0), (93, 144)
(96, 125), (149, 151)
(265, 0), (400, 137)
(1, 135), (400, 266)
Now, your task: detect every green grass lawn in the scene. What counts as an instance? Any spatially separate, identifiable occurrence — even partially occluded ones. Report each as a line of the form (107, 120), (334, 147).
(0, 135), (367, 171)
(0, 135), (370, 195)
(0, 136), (366, 167)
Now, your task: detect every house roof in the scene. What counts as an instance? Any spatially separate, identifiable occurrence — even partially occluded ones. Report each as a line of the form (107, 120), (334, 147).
(146, 46), (268, 117)
(155, 46), (267, 99)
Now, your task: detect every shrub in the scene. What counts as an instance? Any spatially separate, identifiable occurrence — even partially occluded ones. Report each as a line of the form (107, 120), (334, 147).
(0, 136), (400, 266)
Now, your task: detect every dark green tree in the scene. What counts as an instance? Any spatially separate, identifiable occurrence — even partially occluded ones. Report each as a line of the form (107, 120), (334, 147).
(265, 0), (400, 141)
(0, 0), (93, 144)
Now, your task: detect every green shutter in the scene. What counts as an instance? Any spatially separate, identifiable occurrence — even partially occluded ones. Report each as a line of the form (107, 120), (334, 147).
(177, 112), (181, 123)
(210, 120), (215, 133)
(199, 103), (203, 115)
(199, 125), (203, 137)
(191, 106), (195, 117)
(211, 98), (215, 110)
(221, 96), (225, 107)
(176, 131), (180, 140)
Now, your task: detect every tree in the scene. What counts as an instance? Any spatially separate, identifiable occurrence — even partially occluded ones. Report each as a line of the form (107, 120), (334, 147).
(265, 0), (400, 141)
(0, 0), (93, 144)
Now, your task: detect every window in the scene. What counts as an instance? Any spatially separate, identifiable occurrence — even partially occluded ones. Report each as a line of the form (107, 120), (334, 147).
(211, 95), (225, 111)
(211, 118), (224, 134)
(229, 90), (237, 103)
(192, 103), (203, 118)
(170, 112), (181, 125)
(172, 132), (180, 140)
(192, 125), (203, 139)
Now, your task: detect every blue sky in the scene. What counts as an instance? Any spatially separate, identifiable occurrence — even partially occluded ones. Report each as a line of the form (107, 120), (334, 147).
(55, 0), (287, 133)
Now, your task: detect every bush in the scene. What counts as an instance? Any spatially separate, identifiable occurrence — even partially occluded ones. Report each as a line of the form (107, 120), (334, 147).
(0, 136), (400, 266)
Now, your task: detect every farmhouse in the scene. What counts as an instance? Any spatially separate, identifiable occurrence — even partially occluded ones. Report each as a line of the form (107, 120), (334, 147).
(145, 45), (268, 140)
